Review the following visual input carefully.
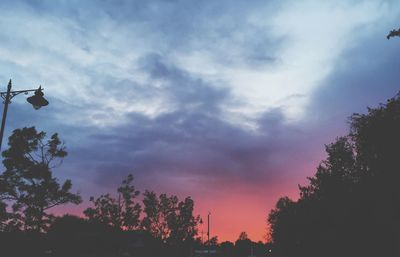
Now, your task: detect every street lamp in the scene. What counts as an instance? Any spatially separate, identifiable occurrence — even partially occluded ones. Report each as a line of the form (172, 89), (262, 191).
(0, 79), (49, 151)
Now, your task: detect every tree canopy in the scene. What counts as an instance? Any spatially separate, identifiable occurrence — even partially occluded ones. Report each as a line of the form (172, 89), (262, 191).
(84, 174), (142, 230)
(141, 190), (200, 245)
(267, 95), (400, 257)
(0, 127), (81, 232)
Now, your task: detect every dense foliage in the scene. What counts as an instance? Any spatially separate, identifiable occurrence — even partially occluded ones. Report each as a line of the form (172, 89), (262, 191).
(0, 127), (81, 232)
(84, 174), (142, 230)
(0, 128), (203, 256)
(141, 190), (200, 245)
(268, 95), (400, 257)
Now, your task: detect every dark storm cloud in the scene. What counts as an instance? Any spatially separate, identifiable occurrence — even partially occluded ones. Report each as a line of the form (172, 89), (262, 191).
(0, 0), (399, 200)
(0, 0), (286, 194)
(137, 53), (229, 111)
(58, 53), (314, 192)
(76, 108), (309, 190)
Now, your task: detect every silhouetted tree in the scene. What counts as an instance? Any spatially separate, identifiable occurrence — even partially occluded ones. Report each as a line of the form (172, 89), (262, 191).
(235, 232), (252, 257)
(141, 191), (200, 245)
(84, 174), (141, 230)
(220, 241), (234, 257)
(267, 94), (400, 257)
(0, 178), (7, 231)
(0, 127), (81, 232)
(169, 196), (200, 245)
(141, 190), (168, 241)
(253, 241), (268, 256)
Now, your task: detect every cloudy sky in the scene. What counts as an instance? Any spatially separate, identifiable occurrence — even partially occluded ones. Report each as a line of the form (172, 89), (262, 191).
(0, 0), (399, 241)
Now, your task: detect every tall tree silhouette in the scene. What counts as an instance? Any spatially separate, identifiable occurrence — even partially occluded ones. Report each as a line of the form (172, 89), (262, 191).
(141, 190), (200, 245)
(84, 174), (141, 230)
(0, 127), (81, 232)
(169, 196), (199, 245)
(268, 94), (400, 257)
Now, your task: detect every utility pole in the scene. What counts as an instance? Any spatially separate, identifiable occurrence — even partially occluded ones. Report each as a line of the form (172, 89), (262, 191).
(207, 211), (211, 256)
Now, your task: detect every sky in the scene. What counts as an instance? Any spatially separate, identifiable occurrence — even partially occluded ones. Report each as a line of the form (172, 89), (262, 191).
(0, 0), (399, 242)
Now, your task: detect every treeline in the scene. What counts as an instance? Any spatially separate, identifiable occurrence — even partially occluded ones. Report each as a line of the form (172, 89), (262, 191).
(83, 174), (200, 246)
(3, 93), (400, 257)
(267, 94), (400, 257)
(214, 232), (270, 257)
(0, 127), (267, 257)
(0, 127), (201, 256)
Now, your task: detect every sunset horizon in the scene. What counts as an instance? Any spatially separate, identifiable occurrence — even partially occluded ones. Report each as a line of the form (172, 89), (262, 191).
(1, 1), (400, 256)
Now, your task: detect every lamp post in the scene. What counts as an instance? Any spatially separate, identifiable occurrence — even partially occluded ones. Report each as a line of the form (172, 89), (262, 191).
(0, 79), (49, 151)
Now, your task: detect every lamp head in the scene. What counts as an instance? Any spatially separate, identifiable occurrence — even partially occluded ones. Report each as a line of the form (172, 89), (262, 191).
(27, 86), (49, 110)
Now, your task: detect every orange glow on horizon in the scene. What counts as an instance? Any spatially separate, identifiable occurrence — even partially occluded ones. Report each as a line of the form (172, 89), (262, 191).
(193, 182), (301, 242)
(53, 180), (302, 243)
